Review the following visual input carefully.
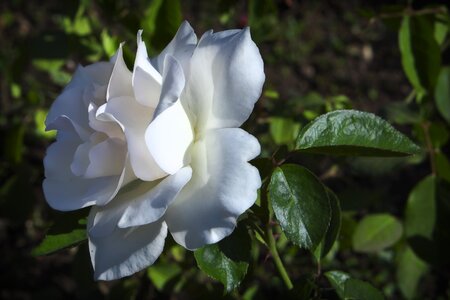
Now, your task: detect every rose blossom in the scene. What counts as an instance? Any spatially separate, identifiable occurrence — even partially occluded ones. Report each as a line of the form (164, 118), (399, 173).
(43, 21), (265, 280)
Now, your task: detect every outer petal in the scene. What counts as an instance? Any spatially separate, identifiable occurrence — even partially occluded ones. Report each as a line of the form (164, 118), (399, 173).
(105, 96), (166, 181)
(88, 216), (167, 281)
(151, 21), (197, 75)
(132, 30), (162, 108)
(118, 166), (192, 228)
(165, 128), (261, 249)
(107, 44), (133, 100)
(43, 118), (124, 211)
(183, 28), (265, 131)
(89, 167), (191, 238)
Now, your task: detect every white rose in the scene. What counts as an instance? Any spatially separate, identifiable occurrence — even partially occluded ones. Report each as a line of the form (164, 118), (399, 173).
(44, 21), (265, 280)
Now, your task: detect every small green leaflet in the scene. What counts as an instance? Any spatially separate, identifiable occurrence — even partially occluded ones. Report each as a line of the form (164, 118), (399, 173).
(325, 270), (384, 300)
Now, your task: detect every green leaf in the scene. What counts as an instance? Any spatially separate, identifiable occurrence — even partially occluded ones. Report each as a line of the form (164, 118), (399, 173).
(101, 30), (118, 58)
(143, 0), (182, 52)
(269, 117), (301, 147)
(352, 214), (403, 253)
(325, 270), (350, 299)
(343, 278), (385, 300)
(269, 164), (331, 250)
(194, 225), (251, 293)
(436, 152), (450, 182)
(399, 16), (441, 99)
(435, 66), (450, 124)
(325, 271), (384, 300)
(314, 189), (341, 259)
(405, 176), (436, 239)
(35, 109), (56, 139)
(396, 246), (428, 300)
(147, 262), (182, 291)
(32, 229), (86, 256)
(295, 110), (421, 157)
(32, 210), (88, 256)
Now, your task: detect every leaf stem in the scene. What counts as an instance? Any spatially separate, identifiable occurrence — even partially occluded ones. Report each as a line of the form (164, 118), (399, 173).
(421, 121), (436, 175)
(266, 224), (294, 290)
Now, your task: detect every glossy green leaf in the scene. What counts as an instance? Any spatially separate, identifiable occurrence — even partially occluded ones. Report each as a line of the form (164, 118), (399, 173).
(269, 164), (331, 250)
(399, 16), (441, 99)
(405, 176), (436, 239)
(396, 246), (428, 300)
(314, 189), (341, 259)
(194, 226), (251, 293)
(435, 66), (450, 124)
(295, 110), (421, 157)
(352, 214), (403, 253)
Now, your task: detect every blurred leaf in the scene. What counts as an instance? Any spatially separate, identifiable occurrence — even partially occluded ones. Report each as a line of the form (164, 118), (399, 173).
(435, 66), (450, 124)
(147, 262), (182, 291)
(415, 121), (449, 148)
(434, 14), (449, 45)
(325, 270), (350, 299)
(4, 124), (25, 164)
(295, 110), (421, 157)
(32, 210), (88, 256)
(343, 278), (385, 300)
(143, 0), (182, 52)
(399, 16), (441, 99)
(101, 30), (118, 58)
(32, 228), (86, 257)
(405, 176), (435, 239)
(385, 102), (420, 125)
(314, 189), (341, 259)
(406, 176), (450, 264)
(269, 164), (331, 250)
(352, 214), (403, 253)
(436, 152), (450, 182)
(35, 109), (56, 139)
(396, 245), (428, 300)
(194, 225), (251, 293)
(269, 117), (301, 147)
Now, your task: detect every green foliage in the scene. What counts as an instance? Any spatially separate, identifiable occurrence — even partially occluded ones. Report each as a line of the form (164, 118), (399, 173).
(194, 226), (251, 293)
(396, 246), (428, 299)
(32, 210), (88, 256)
(435, 67), (450, 124)
(295, 110), (421, 156)
(269, 164), (331, 250)
(352, 214), (403, 253)
(399, 15), (441, 100)
(325, 271), (384, 300)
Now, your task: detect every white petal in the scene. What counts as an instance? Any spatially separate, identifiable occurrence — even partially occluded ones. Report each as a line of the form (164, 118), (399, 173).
(153, 55), (186, 118)
(166, 128), (261, 249)
(132, 30), (162, 108)
(46, 83), (90, 137)
(146, 100), (193, 175)
(107, 44), (133, 100)
(151, 21), (197, 75)
(105, 96), (166, 181)
(88, 103), (123, 139)
(88, 216), (167, 281)
(83, 62), (114, 85)
(84, 138), (127, 178)
(184, 28), (265, 131)
(43, 119), (126, 211)
(118, 167), (192, 228)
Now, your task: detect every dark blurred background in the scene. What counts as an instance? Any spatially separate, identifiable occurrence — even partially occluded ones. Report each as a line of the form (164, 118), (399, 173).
(1, 0), (449, 299)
